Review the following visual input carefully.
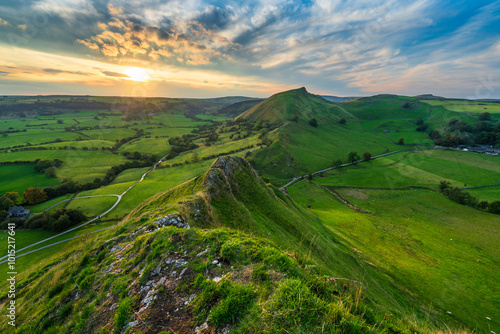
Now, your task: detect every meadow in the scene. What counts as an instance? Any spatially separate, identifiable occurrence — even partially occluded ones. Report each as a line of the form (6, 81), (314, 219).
(0, 92), (498, 333)
(313, 150), (500, 200)
(0, 164), (59, 195)
(424, 99), (500, 115)
(287, 181), (499, 333)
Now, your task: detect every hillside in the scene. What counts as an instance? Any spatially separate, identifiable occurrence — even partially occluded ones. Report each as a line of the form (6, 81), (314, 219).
(237, 87), (351, 123)
(0, 156), (468, 333)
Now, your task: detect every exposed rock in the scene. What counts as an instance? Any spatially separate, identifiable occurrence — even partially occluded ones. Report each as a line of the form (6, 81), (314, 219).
(195, 322), (208, 334)
(154, 214), (190, 229)
(125, 320), (139, 329)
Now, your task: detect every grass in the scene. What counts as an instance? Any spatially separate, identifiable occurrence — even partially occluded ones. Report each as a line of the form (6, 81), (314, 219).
(287, 181), (500, 333)
(0, 164), (60, 195)
(253, 121), (403, 180)
(314, 150), (500, 190)
(65, 196), (119, 217)
(424, 99), (500, 114)
(0, 131), (80, 148)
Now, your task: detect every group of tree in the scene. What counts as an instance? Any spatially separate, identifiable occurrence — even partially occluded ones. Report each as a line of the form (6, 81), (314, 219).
(439, 181), (500, 214)
(21, 208), (86, 231)
(433, 114), (500, 147)
(111, 129), (144, 152)
(33, 159), (63, 177)
(0, 192), (19, 211)
(167, 134), (199, 159)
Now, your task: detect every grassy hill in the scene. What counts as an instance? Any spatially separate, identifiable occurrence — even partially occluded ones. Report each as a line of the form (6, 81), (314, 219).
(237, 87), (351, 123)
(1, 156), (494, 333)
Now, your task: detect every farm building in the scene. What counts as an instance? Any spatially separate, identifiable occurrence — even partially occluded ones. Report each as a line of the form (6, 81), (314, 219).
(7, 206), (30, 219)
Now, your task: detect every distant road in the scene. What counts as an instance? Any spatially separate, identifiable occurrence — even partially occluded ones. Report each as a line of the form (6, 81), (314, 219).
(0, 226), (114, 265)
(0, 152), (169, 261)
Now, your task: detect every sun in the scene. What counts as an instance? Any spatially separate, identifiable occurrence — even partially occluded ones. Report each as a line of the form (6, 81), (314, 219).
(124, 67), (149, 81)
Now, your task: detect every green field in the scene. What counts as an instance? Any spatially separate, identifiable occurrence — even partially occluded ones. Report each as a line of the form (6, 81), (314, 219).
(424, 99), (500, 114)
(0, 164), (59, 195)
(288, 181), (499, 332)
(314, 150), (500, 196)
(0, 92), (499, 333)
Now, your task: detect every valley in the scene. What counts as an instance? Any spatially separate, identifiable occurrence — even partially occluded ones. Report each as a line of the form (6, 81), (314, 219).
(0, 89), (498, 333)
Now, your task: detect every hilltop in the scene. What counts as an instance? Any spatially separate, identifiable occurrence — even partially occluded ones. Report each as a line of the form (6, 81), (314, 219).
(237, 87), (351, 123)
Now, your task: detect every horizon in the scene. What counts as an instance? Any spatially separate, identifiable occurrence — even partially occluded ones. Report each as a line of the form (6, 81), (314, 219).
(1, 1), (500, 99)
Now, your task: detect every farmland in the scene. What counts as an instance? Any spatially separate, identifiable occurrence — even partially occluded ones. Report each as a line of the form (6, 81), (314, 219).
(0, 91), (498, 333)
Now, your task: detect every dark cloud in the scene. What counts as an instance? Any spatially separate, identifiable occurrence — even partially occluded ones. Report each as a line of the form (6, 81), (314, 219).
(195, 6), (231, 30)
(102, 70), (129, 78)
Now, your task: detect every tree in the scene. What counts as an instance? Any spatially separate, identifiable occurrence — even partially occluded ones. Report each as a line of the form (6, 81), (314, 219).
(441, 133), (459, 147)
(439, 181), (451, 192)
(347, 151), (360, 163)
(23, 187), (47, 205)
(3, 192), (19, 202)
(44, 166), (57, 178)
(363, 152), (372, 161)
(332, 159), (342, 168)
(428, 130), (441, 140)
(339, 118), (346, 125)
(416, 119), (424, 126)
(308, 118), (318, 127)
(478, 201), (489, 210)
(479, 112), (491, 121)
(397, 137), (405, 145)
(489, 201), (500, 214)
(57, 119), (64, 124)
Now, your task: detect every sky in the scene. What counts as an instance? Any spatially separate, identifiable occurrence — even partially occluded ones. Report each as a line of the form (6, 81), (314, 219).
(0, 0), (500, 99)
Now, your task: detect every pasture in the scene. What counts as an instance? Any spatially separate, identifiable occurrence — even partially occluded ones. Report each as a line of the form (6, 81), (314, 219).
(288, 181), (500, 333)
(0, 164), (59, 195)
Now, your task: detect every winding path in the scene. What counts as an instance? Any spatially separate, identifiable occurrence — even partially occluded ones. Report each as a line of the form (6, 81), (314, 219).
(0, 152), (170, 261)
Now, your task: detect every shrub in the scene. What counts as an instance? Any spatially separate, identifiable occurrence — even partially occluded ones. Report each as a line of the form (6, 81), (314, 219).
(347, 151), (359, 163)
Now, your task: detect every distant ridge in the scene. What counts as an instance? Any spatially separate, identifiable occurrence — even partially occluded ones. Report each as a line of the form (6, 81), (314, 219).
(321, 95), (360, 102)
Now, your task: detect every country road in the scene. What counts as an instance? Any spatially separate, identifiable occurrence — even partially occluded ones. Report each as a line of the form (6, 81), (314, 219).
(280, 148), (447, 190)
(0, 152), (170, 262)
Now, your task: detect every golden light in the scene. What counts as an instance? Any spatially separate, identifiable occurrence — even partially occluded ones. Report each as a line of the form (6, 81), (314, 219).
(124, 67), (149, 81)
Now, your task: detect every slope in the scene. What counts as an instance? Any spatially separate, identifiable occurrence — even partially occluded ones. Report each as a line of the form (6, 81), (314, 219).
(0, 156), (462, 333)
(237, 87), (352, 123)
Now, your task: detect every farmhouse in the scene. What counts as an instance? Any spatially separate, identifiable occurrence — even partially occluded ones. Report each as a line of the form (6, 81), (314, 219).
(7, 206), (30, 219)
(457, 145), (499, 156)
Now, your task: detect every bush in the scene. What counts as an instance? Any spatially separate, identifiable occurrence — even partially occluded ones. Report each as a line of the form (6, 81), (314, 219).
(347, 151), (359, 163)
(308, 118), (318, 127)
(489, 201), (500, 214)
(363, 152), (371, 161)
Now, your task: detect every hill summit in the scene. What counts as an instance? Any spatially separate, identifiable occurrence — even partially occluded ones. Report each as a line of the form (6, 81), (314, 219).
(237, 87), (341, 123)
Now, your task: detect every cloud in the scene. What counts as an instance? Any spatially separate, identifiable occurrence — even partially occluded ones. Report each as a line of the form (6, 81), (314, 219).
(32, 0), (98, 21)
(101, 70), (130, 78)
(43, 68), (87, 75)
(0, 0), (500, 97)
(77, 6), (238, 66)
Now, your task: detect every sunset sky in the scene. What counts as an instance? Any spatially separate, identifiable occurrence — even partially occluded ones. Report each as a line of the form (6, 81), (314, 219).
(0, 0), (499, 98)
